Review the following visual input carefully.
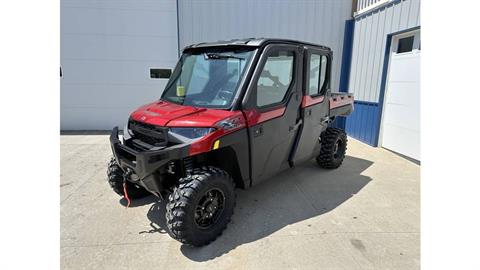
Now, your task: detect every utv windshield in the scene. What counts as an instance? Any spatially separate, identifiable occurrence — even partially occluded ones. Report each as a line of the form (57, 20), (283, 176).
(161, 48), (255, 109)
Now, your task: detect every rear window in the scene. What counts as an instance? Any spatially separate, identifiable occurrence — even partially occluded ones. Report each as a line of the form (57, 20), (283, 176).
(307, 53), (328, 96)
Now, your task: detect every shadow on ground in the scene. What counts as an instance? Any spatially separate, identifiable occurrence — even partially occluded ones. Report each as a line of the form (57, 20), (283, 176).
(143, 155), (373, 261)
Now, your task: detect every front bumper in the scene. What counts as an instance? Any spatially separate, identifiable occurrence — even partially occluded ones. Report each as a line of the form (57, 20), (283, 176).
(110, 127), (190, 181)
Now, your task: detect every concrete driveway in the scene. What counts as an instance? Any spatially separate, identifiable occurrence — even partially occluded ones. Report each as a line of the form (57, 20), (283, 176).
(60, 134), (420, 270)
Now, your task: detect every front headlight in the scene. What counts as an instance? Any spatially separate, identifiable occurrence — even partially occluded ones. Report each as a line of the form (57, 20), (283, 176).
(169, 127), (215, 140)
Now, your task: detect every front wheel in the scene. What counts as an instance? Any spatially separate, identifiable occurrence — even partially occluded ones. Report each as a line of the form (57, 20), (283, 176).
(165, 166), (235, 246)
(107, 157), (150, 199)
(316, 127), (347, 169)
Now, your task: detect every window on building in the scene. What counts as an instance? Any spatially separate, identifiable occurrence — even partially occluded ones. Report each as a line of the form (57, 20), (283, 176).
(256, 50), (294, 107)
(150, 68), (172, 79)
(397, 36), (414, 53)
(307, 54), (328, 96)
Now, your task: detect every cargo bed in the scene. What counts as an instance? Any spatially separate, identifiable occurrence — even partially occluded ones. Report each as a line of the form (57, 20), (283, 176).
(329, 92), (354, 117)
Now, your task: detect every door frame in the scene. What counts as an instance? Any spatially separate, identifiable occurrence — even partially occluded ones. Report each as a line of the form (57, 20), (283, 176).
(289, 45), (332, 165)
(240, 43), (303, 185)
(241, 43), (301, 113)
(375, 26), (421, 146)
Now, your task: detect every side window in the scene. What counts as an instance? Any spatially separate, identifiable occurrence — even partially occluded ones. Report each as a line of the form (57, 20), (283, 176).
(256, 50), (294, 107)
(307, 53), (328, 96)
(319, 55), (327, 92)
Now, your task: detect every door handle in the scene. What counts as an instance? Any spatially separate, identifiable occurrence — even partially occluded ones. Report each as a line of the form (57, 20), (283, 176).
(321, 117), (331, 125)
(305, 109), (312, 117)
(289, 120), (303, 132)
(253, 126), (263, 137)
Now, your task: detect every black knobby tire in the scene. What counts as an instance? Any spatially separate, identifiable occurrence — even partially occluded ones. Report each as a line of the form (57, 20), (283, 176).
(316, 127), (347, 169)
(166, 166), (236, 246)
(107, 157), (150, 199)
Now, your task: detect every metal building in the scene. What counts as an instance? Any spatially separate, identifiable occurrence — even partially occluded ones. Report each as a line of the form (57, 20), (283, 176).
(60, 0), (421, 160)
(61, 0), (180, 130)
(345, 0), (421, 160)
(61, 0), (352, 130)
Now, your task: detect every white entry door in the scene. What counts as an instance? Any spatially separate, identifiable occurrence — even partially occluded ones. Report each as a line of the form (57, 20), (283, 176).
(380, 30), (420, 161)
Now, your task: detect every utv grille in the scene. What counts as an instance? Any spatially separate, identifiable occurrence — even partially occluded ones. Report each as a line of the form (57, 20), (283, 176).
(129, 120), (168, 148)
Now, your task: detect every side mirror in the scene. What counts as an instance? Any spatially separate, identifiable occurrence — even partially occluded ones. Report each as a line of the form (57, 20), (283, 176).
(150, 68), (172, 79)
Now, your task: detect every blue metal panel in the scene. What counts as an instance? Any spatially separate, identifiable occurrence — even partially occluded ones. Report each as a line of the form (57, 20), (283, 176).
(331, 18), (355, 131)
(345, 101), (380, 146)
(358, 103), (365, 142)
(339, 19), (355, 93)
(330, 116), (346, 130)
(365, 105), (374, 143)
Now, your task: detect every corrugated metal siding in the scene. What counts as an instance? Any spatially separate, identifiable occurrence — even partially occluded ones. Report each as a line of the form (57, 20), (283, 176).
(345, 101), (380, 145)
(348, 0), (420, 103)
(60, 0), (179, 130)
(177, 0), (353, 93)
(344, 0), (420, 146)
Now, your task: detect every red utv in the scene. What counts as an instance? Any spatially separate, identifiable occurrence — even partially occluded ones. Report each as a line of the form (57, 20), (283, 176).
(108, 38), (354, 246)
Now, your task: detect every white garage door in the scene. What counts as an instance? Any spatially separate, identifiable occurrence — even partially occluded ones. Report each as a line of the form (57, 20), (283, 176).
(380, 30), (420, 161)
(60, 0), (179, 130)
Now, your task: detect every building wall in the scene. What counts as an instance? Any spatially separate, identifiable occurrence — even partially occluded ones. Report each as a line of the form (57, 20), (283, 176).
(61, 0), (353, 130)
(177, 0), (353, 94)
(60, 0), (178, 130)
(349, 0), (420, 102)
(345, 0), (420, 145)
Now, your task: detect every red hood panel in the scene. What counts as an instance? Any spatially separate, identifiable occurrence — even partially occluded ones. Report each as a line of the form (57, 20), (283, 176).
(167, 108), (239, 127)
(130, 100), (239, 127)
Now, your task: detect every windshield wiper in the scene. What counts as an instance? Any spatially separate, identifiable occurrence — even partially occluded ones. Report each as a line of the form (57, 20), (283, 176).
(204, 53), (245, 60)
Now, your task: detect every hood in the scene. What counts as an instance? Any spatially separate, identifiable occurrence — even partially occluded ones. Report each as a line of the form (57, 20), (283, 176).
(130, 100), (239, 127)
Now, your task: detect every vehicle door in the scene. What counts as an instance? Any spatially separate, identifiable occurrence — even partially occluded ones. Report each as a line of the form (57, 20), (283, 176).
(290, 47), (331, 164)
(242, 44), (303, 185)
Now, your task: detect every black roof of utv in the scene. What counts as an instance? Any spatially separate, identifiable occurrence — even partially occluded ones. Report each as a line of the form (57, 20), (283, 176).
(183, 38), (331, 52)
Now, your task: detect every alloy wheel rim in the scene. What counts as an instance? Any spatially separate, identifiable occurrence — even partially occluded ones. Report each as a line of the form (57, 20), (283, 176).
(194, 188), (225, 229)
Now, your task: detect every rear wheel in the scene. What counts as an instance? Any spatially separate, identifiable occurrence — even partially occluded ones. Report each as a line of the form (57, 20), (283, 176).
(107, 157), (150, 199)
(166, 166), (235, 246)
(316, 127), (347, 169)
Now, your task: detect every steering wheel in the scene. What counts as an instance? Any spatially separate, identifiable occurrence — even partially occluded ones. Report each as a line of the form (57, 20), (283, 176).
(218, 88), (234, 100)
(261, 70), (286, 89)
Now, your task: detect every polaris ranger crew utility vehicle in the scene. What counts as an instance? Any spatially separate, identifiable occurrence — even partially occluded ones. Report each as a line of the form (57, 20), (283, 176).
(108, 38), (354, 246)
